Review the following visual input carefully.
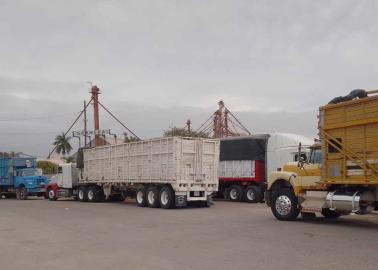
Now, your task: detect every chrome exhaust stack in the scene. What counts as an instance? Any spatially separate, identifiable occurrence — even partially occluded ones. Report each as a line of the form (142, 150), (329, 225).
(325, 191), (375, 215)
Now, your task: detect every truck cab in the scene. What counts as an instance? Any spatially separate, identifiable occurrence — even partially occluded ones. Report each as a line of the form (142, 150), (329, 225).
(0, 158), (50, 199)
(46, 163), (79, 200)
(266, 90), (378, 221)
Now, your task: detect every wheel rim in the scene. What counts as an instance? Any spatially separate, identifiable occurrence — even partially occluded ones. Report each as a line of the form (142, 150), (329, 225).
(79, 190), (84, 200)
(137, 191), (144, 204)
(229, 189), (238, 200)
(49, 190), (55, 199)
(88, 190), (94, 201)
(246, 189), (255, 201)
(161, 190), (169, 205)
(275, 195), (292, 216)
(148, 191), (155, 204)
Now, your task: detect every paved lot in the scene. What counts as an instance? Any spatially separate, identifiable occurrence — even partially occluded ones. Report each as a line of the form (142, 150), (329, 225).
(0, 198), (377, 270)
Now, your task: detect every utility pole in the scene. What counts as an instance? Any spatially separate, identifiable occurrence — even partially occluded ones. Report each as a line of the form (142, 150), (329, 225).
(84, 100), (87, 147)
(224, 108), (229, 137)
(186, 119), (192, 133)
(213, 101), (224, 138)
(91, 85), (101, 147)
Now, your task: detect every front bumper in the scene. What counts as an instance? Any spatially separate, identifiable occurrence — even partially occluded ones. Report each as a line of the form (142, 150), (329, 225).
(27, 187), (46, 194)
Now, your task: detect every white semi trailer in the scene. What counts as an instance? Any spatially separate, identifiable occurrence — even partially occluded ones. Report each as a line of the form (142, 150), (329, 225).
(47, 137), (220, 208)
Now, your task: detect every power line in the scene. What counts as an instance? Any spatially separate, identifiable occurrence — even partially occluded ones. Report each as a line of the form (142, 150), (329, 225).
(47, 97), (94, 158)
(98, 101), (140, 140)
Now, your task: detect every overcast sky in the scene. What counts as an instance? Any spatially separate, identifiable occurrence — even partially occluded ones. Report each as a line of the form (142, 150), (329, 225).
(1, 0), (378, 157)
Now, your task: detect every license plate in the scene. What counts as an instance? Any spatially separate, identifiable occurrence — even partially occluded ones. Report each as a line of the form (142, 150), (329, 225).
(194, 191), (200, 196)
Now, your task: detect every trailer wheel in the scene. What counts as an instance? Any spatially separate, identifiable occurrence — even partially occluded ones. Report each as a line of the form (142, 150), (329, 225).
(321, 208), (340, 219)
(136, 188), (147, 207)
(271, 188), (300, 221)
(87, 186), (98, 203)
(48, 188), (57, 201)
(159, 186), (175, 209)
(16, 186), (28, 200)
(228, 185), (243, 202)
(244, 186), (262, 203)
(78, 187), (88, 202)
(96, 187), (105, 202)
(147, 186), (160, 208)
(201, 196), (213, 208)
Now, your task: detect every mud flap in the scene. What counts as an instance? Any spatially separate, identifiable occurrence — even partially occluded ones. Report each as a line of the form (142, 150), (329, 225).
(264, 190), (271, 207)
(175, 195), (187, 207)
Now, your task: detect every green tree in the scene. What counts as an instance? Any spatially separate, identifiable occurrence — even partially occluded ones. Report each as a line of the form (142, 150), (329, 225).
(64, 155), (76, 163)
(163, 127), (209, 138)
(53, 132), (73, 156)
(124, 136), (141, 143)
(37, 160), (58, 174)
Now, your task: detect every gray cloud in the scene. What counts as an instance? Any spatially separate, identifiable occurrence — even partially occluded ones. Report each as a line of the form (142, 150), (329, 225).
(0, 0), (376, 156)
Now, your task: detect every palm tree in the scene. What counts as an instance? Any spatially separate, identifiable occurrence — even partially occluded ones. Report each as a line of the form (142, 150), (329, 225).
(53, 132), (73, 156)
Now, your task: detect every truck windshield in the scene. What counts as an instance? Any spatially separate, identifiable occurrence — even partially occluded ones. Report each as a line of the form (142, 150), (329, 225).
(309, 148), (322, 164)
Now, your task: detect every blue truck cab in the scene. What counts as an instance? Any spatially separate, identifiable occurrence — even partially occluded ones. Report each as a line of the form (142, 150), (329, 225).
(0, 157), (50, 199)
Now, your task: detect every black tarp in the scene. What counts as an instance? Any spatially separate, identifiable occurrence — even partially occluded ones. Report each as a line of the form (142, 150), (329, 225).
(220, 137), (268, 161)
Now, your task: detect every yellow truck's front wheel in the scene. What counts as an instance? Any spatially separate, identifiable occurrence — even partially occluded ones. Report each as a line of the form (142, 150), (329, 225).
(271, 188), (300, 221)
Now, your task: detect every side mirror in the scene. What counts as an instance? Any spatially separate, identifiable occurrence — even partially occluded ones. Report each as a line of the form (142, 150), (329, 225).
(298, 143), (306, 168)
(297, 156), (306, 168)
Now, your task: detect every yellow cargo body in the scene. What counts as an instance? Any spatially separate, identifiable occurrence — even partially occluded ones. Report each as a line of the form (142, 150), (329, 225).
(319, 95), (378, 185)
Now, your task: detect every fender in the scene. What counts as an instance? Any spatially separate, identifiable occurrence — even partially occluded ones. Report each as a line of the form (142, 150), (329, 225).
(46, 183), (59, 199)
(267, 171), (299, 191)
(14, 176), (29, 189)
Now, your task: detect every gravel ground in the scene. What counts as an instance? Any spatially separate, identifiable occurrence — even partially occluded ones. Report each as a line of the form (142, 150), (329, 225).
(0, 198), (377, 270)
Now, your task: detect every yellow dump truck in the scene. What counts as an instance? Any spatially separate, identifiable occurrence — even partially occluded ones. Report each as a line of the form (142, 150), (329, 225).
(265, 89), (378, 220)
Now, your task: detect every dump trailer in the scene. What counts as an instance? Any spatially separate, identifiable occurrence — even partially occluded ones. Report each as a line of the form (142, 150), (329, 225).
(47, 137), (220, 208)
(219, 133), (312, 203)
(0, 157), (49, 199)
(266, 89), (378, 220)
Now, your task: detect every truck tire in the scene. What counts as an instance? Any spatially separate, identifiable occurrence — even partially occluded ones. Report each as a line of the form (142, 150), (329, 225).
(228, 185), (243, 202)
(47, 188), (57, 201)
(87, 186), (98, 203)
(159, 186), (175, 209)
(271, 188), (300, 221)
(16, 186), (28, 200)
(244, 186), (262, 203)
(96, 187), (105, 202)
(147, 186), (160, 208)
(321, 208), (340, 219)
(201, 195), (213, 208)
(136, 188), (147, 207)
(78, 186), (88, 202)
